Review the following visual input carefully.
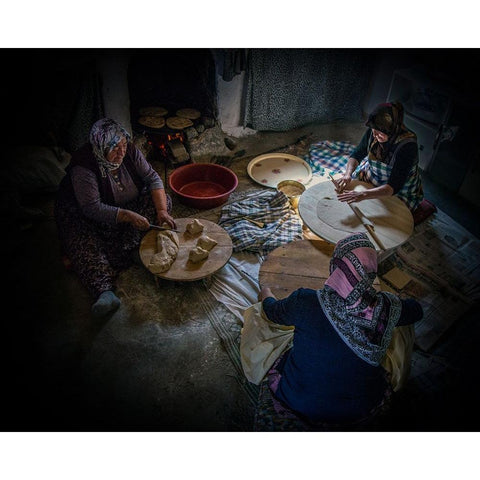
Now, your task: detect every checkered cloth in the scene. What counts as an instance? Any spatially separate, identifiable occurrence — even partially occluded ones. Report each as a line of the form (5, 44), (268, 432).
(219, 190), (303, 254)
(303, 140), (357, 175)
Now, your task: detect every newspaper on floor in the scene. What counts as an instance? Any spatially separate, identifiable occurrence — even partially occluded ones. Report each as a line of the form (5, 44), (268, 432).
(378, 208), (480, 351)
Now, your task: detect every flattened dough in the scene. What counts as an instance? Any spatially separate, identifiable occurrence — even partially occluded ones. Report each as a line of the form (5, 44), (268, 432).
(189, 246), (209, 263)
(197, 234), (217, 251)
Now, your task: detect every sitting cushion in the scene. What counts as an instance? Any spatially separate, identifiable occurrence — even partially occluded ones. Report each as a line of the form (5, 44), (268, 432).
(412, 198), (437, 226)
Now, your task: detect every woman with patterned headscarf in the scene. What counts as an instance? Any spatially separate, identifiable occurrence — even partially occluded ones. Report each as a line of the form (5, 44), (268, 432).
(259, 232), (423, 426)
(55, 118), (176, 318)
(334, 102), (424, 211)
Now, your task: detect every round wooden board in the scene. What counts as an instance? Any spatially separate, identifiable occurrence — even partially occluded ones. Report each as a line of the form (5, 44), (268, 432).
(139, 218), (233, 282)
(259, 239), (380, 300)
(298, 180), (414, 251)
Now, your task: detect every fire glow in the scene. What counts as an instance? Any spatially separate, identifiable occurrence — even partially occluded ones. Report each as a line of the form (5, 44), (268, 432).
(147, 132), (185, 157)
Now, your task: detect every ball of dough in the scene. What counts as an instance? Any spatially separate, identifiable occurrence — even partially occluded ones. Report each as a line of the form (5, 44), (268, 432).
(186, 219), (205, 235)
(189, 246), (209, 263)
(197, 235), (217, 251)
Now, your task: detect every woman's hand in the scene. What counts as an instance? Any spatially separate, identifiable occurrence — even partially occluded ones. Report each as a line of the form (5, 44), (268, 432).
(156, 210), (177, 229)
(336, 189), (367, 204)
(259, 286), (276, 302)
(117, 209), (150, 230)
(334, 173), (352, 193)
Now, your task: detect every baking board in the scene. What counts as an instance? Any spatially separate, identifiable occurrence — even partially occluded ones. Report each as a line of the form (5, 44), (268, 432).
(139, 218), (233, 282)
(247, 153), (312, 188)
(259, 239), (381, 299)
(298, 180), (414, 251)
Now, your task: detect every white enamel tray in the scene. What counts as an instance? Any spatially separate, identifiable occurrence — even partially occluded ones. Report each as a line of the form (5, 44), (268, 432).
(247, 153), (313, 188)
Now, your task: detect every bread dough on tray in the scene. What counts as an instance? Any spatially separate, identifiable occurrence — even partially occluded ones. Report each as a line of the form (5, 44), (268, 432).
(189, 246), (209, 263)
(197, 234), (217, 251)
(148, 230), (179, 273)
(186, 219), (205, 235)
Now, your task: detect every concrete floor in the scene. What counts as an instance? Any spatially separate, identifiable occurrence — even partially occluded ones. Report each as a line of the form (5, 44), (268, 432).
(2, 121), (479, 432)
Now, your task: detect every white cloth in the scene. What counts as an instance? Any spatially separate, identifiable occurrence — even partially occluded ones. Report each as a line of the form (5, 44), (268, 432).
(240, 302), (295, 385)
(382, 324), (416, 392)
(209, 251), (264, 322)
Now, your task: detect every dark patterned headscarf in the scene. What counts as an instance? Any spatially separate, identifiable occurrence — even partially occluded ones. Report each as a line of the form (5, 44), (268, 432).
(317, 232), (402, 366)
(89, 118), (131, 176)
(365, 102), (416, 162)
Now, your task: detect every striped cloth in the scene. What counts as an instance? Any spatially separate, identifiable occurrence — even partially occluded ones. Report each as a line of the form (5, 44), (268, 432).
(219, 190), (303, 254)
(303, 140), (357, 175)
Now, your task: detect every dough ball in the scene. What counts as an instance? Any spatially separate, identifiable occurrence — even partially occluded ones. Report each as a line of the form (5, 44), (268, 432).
(197, 235), (217, 251)
(186, 219), (205, 235)
(188, 246), (209, 263)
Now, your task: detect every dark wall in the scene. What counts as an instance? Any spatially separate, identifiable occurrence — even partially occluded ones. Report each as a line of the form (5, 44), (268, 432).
(365, 49), (480, 111)
(2, 49), (104, 151)
(127, 49), (217, 122)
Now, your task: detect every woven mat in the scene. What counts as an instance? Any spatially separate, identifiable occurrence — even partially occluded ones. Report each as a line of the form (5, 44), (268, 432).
(191, 285), (259, 406)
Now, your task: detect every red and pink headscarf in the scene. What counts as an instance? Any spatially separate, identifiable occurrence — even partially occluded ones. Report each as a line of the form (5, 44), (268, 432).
(317, 232), (402, 366)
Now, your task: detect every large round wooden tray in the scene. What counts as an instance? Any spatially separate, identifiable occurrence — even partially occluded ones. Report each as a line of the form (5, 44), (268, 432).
(139, 218), (233, 282)
(259, 239), (380, 299)
(298, 179), (414, 252)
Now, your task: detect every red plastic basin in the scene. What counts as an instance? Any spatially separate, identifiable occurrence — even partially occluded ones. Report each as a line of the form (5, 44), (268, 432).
(168, 163), (238, 209)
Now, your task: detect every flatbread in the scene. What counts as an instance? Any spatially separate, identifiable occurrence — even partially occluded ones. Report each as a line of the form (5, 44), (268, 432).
(176, 108), (201, 120)
(138, 116), (166, 129)
(139, 106), (168, 117)
(166, 116), (193, 130)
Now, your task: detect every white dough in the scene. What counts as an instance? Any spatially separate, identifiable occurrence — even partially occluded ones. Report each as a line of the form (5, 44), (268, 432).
(197, 234), (217, 251)
(186, 219), (204, 235)
(149, 230), (179, 273)
(188, 246), (209, 263)
(149, 251), (173, 273)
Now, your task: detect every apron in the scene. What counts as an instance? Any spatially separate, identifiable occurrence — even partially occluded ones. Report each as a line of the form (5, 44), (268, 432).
(355, 138), (424, 211)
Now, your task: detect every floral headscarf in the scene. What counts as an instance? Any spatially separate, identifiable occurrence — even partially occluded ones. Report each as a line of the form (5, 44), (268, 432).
(365, 102), (416, 162)
(89, 118), (131, 176)
(317, 232), (402, 366)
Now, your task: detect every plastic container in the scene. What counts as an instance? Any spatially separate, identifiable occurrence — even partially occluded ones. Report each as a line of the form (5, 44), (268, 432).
(169, 163), (238, 209)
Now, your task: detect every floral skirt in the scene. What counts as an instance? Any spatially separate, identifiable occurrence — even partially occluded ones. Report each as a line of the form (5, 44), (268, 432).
(55, 192), (172, 299)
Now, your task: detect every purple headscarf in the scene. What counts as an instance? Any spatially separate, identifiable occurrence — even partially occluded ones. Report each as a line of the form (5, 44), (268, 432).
(317, 232), (402, 366)
(89, 118), (131, 176)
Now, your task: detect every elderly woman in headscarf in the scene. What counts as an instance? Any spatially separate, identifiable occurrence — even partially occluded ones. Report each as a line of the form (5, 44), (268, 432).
(259, 232), (423, 427)
(55, 118), (176, 318)
(334, 102), (424, 211)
